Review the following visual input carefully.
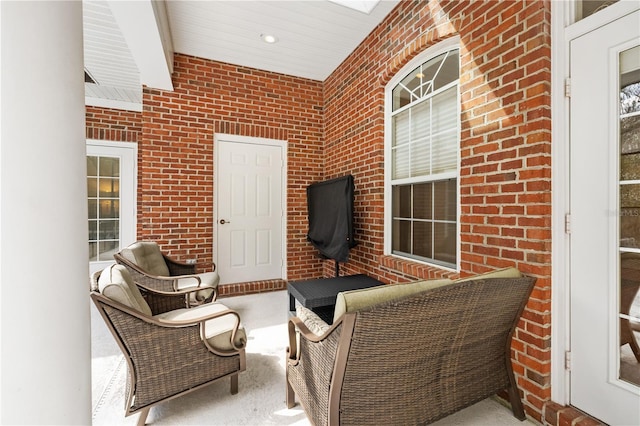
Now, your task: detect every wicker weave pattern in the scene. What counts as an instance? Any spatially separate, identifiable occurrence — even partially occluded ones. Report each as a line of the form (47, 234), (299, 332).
(136, 286), (189, 315)
(104, 305), (241, 410)
(288, 325), (342, 426)
(165, 257), (198, 276)
(116, 260), (178, 293)
(287, 276), (535, 426)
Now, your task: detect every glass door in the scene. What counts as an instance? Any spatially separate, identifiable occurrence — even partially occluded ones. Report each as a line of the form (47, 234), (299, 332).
(569, 10), (640, 424)
(86, 141), (136, 273)
(87, 155), (120, 263)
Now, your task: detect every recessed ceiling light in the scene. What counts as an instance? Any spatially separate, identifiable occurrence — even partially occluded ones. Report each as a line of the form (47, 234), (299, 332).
(261, 34), (279, 44)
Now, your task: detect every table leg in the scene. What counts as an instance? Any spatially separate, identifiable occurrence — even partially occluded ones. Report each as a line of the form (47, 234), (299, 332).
(289, 291), (296, 312)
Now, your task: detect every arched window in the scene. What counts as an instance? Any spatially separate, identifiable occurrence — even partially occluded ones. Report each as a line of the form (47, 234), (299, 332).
(385, 40), (460, 269)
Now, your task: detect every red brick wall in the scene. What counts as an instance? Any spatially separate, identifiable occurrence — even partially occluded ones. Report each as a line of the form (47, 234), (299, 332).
(140, 55), (324, 279)
(323, 0), (551, 422)
(85, 106), (142, 143)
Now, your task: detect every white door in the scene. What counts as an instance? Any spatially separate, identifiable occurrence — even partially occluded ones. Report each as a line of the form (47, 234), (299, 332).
(215, 137), (285, 284)
(570, 10), (640, 425)
(86, 141), (137, 274)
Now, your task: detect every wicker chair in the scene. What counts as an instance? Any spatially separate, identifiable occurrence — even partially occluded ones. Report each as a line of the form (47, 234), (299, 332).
(91, 264), (246, 425)
(286, 271), (536, 426)
(114, 241), (219, 307)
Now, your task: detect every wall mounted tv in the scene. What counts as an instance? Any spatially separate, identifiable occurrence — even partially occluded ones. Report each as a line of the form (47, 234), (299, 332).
(306, 174), (357, 274)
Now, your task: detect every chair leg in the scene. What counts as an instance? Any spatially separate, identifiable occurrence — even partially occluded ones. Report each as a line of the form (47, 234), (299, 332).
(505, 357), (526, 421)
(629, 335), (640, 363)
(230, 373), (238, 395)
(507, 385), (526, 421)
(286, 374), (296, 408)
(136, 407), (150, 426)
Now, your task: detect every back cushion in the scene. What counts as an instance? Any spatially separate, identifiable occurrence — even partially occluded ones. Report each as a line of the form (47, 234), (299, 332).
(455, 266), (521, 283)
(98, 264), (152, 316)
(332, 267), (522, 322)
(121, 242), (170, 276)
(333, 278), (453, 323)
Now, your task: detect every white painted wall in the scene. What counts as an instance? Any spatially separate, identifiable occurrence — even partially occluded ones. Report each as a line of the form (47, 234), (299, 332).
(0, 1), (91, 424)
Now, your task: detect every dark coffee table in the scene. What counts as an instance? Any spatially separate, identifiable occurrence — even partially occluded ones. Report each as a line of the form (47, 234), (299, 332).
(288, 274), (383, 323)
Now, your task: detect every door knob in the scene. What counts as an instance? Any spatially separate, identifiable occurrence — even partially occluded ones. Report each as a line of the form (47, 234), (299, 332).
(219, 219), (230, 225)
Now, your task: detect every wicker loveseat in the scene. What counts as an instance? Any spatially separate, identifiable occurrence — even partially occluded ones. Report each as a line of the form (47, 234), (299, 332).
(286, 267), (536, 426)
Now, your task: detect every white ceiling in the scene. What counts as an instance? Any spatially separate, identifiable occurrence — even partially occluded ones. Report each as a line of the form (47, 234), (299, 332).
(83, 0), (400, 110)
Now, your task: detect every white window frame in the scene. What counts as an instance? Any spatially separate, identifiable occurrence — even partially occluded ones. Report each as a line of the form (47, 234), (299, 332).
(384, 37), (461, 271)
(86, 139), (138, 274)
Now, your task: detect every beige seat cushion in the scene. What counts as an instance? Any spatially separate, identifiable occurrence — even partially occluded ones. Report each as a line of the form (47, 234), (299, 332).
(98, 264), (152, 316)
(155, 302), (247, 351)
(177, 271), (219, 303)
(176, 271), (220, 289)
(120, 241), (170, 276)
(333, 278), (453, 323)
(296, 306), (330, 335)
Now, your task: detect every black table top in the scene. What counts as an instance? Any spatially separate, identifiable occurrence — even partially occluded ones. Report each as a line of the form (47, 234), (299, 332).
(288, 274), (383, 309)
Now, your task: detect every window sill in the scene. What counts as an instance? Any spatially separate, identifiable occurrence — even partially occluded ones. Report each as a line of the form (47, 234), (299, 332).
(379, 254), (459, 281)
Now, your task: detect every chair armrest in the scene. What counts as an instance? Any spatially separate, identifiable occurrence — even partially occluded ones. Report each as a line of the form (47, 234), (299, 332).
(128, 263), (206, 291)
(95, 290), (237, 332)
(136, 282), (202, 298)
(114, 253), (180, 292)
(129, 269), (199, 285)
(156, 308), (245, 354)
(170, 276), (217, 306)
(140, 272), (208, 294)
(285, 315), (349, 419)
(98, 292), (244, 354)
(172, 274), (205, 290)
(135, 282), (207, 313)
(155, 307), (238, 326)
(287, 316), (339, 364)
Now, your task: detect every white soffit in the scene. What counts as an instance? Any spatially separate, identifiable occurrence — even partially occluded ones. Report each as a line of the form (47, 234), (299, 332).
(85, 83), (143, 111)
(107, 0), (174, 91)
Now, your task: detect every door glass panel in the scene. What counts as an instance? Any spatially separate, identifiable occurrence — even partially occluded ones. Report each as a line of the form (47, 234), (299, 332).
(576, 1), (618, 21)
(88, 155), (120, 262)
(618, 45), (640, 386)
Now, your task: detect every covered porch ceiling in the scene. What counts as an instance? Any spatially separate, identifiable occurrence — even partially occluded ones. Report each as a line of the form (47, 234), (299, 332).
(83, 0), (400, 110)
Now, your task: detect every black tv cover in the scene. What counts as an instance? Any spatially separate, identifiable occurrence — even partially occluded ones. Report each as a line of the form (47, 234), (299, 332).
(306, 175), (357, 263)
